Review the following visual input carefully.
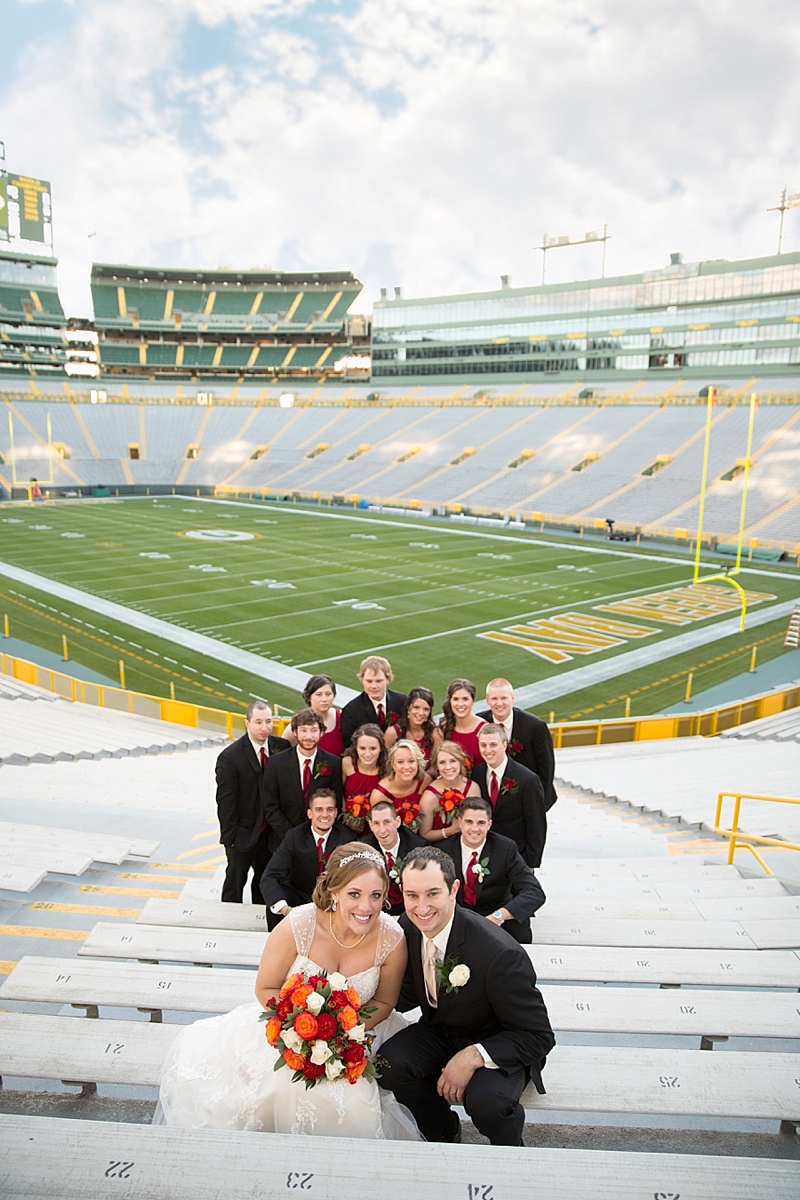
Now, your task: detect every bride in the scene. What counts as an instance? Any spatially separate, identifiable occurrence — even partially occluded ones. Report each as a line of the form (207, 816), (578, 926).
(156, 843), (420, 1139)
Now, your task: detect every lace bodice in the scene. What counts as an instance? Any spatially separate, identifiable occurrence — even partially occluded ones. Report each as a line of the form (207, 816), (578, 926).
(287, 905), (403, 1002)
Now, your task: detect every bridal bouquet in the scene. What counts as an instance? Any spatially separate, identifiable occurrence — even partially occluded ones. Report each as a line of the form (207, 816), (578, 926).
(260, 971), (380, 1089)
(342, 792), (371, 833)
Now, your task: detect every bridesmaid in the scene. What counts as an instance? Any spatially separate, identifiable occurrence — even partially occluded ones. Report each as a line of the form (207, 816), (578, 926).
(419, 741), (480, 844)
(341, 724), (387, 832)
(370, 740), (431, 831)
(385, 686), (441, 766)
(437, 678), (486, 773)
(284, 674), (344, 756)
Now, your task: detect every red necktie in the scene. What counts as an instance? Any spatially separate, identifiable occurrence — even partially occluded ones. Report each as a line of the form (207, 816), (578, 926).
(489, 771), (499, 808)
(317, 837), (325, 874)
(259, 747), (267, 770)
(463, 851), (478, 906)
(377, 702), (386, 728)
(385, 851), (403, 907)
(302, 758), (312, 799)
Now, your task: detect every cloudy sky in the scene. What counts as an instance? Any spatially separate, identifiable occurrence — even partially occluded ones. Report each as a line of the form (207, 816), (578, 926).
(2, 0), (798, 318)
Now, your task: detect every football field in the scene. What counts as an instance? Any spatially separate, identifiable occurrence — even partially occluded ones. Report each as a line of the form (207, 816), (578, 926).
(1, 495), (797, 721)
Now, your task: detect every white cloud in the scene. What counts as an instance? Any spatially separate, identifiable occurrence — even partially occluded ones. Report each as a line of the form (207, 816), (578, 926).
(1, 0), (798, 317)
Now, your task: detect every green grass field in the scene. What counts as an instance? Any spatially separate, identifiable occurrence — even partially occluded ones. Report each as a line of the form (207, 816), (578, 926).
(0, 495), (797, 721)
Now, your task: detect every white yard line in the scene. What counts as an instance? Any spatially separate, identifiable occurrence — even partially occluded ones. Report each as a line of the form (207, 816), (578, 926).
(0, 558), (358, 702)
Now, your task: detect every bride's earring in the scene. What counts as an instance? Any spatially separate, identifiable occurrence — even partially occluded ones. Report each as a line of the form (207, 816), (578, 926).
(332, 898), (338, 911)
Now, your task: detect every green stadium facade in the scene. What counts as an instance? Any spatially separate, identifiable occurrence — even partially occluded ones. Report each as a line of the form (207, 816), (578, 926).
(0, 247), (67, 380)
(370, 252), (800, 385)
(90, 263), (366, 384)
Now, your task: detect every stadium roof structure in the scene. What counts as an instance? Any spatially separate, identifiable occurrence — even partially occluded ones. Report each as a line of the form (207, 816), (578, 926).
(91, 262), (361, 289)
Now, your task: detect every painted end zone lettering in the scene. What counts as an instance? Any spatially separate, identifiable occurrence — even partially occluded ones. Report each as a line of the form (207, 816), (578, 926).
(599, 583), (776, 625)
(479, 613), (655, 663)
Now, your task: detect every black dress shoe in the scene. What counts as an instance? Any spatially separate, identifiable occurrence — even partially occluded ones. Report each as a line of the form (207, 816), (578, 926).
(445, 1116), (462, 1143)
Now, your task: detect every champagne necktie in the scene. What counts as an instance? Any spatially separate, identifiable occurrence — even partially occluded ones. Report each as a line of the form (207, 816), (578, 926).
(423, 939), (438, 1007)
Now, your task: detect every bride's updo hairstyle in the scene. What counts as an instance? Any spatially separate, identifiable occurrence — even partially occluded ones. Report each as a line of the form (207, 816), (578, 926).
(313, 842), (389, 911)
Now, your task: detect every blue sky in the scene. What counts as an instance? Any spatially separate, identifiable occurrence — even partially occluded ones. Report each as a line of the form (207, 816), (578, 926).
(2, 0), (799, 317)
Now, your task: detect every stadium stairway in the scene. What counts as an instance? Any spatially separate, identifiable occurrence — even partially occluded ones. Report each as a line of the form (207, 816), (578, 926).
(0, 712), (798, 1191)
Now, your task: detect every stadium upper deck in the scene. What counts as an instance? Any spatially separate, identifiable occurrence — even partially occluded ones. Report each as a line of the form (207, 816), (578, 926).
(371, 252), (800, 384)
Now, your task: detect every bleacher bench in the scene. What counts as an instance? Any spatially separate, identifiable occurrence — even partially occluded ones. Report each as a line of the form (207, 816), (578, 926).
(1, 1115), (798, 1199)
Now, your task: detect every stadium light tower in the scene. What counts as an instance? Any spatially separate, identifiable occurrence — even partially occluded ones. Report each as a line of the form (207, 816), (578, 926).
(535, 224), (610, 284)
(767, 187), (800, 254)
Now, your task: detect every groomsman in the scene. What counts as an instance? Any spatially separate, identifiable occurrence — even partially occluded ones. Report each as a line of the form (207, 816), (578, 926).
(362, 799), (426, 916)
(216, 700), (290, 904)
(472, 724), (547, 869)
(261, 790), (351, 928)
(479, 678), (557, 809)
(263, 709), (342, 851)
(340, 655), (406, 746)
(440, 797), (545, 943)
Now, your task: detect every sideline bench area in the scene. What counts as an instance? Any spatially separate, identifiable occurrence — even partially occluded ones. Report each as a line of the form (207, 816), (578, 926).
(2, 1114), (797, 1200)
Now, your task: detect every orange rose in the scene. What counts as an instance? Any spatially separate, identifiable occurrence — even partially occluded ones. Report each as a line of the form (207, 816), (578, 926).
(345, 986), (362, 1008)
(338, 1005), (358, 1031)
(293, 1011), (319, 1040)
(345, 1058), (368, 1084)
(280, 972), (304, 998)
(264, 1016), (282, 1046)
(283, 1048), (305, 1071)
(290, 983), (314, 1007)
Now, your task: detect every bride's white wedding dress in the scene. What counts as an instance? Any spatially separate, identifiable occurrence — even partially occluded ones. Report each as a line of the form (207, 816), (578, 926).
(155, 906), (420, 1139)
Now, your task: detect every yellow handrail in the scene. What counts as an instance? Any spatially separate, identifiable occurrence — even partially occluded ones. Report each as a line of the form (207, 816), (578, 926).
(713, 790), (800, 875)
(0, 652), (290, 738)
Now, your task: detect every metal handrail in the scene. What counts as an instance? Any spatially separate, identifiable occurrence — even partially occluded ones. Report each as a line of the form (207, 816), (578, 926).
(714, 790), (800, 876)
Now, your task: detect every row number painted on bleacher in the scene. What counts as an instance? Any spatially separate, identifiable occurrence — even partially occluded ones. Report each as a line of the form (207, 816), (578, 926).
(105, 1161), (135, 1179)
(286, 1171), (314, 1188)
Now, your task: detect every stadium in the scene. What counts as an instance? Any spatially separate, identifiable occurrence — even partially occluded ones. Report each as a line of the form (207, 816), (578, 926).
(1, 145), (799, 1198)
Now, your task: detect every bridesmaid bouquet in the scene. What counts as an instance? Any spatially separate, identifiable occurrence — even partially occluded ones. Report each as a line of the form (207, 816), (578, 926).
(261, 971), (380, 1089)
(395, 796), (422, 831)
(342, 793), (371, 833)
(434, 788), (464, 827)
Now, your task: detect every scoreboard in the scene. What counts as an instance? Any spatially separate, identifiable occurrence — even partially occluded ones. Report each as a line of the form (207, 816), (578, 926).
(0, 162), (52, 246)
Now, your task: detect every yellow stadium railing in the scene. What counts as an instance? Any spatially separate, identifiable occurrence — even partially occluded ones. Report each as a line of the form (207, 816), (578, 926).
(0, 652), (290, 739)
(713, 790), (800, 875)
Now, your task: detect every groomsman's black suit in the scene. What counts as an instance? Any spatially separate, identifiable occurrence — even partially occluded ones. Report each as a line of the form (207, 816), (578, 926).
(440, 829), (545, 943)
(382, 905), (554, 1144)
(261, 820), (352, 929)
(471, 758), (547, 869)
(478, 706), (558, 809)
(216, 732), (290, 903)
(263, 747), (343, 851)
(361, 826), (427, 915)
(340, 688), (406, 747)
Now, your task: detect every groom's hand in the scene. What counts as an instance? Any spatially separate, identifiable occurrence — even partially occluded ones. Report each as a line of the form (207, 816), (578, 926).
(437, 1046), (483, 1105)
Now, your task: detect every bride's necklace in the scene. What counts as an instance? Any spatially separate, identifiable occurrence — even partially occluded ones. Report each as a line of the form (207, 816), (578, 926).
(328, 911), (369, 950)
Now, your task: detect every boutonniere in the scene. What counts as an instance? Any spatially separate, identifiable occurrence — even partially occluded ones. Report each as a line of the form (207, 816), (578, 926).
(474, 856), (491, 883)
(388, 711), (401, 729)
(509, 739), (524, 758)
(313, 761), (331, 780)
(500, 777), (518, 797)
(437, 952), (470, 994)
(388, 854), (403, 884)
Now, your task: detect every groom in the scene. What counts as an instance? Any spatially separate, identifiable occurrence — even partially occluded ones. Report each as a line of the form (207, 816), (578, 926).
(380, 846), (554, 1145)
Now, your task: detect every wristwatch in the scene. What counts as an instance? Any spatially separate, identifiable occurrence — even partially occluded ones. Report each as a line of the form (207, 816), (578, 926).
(492, 909), (503, 920)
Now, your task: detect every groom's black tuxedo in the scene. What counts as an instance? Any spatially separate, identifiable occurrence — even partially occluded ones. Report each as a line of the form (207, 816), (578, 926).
(382, 905), (554, 1144)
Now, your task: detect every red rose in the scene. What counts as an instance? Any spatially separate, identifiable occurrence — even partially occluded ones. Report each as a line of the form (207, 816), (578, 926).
(342, 1042), (366, 1064)
(329, 989), (349, 1010)
(307, 975), (327, 989)
(302, 1060), (326, 1080)
(510, 740), (524, 757)
(315, 1012), (338, 1040)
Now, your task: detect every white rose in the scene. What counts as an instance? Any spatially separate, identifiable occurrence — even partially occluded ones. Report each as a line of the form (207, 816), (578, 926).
(347, 1023), (366, 1043)
(325, 1059), (345, 1081)
(305, 991), (325, 1015)
(328, 972), (347, 990)
(310, 1039), (333, 1065)
(282, 1029), (303, 1053)
(449, 964), (470, 988)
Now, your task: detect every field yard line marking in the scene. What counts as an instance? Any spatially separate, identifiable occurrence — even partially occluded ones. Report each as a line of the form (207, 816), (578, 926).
(184, 495), (795, 581)
(511, 598), (799, 707)
(0, 558), (358, 702)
